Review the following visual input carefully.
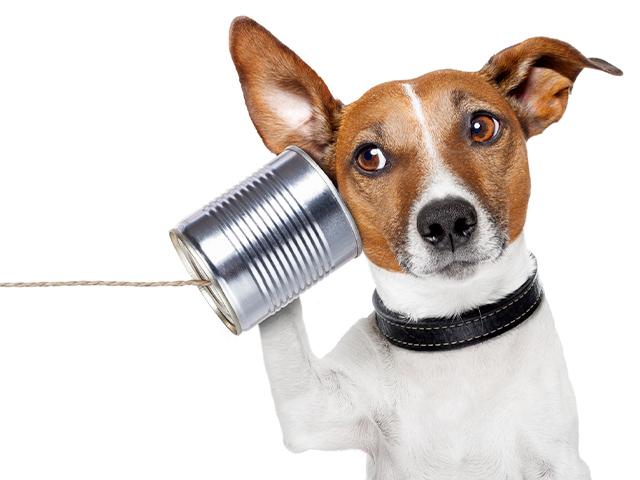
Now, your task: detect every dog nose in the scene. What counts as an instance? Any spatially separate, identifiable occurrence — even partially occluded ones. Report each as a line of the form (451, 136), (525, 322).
(417, 197), (477, 251)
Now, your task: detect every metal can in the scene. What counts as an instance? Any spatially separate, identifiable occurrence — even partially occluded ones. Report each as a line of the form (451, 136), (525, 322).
(170, 146), (362, 335)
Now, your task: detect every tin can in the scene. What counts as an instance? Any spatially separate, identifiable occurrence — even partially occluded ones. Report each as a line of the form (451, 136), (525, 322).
(170, 146), (362, 335)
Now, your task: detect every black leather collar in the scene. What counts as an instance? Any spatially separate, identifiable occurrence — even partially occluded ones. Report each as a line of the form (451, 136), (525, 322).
(373, 267), (543, 351)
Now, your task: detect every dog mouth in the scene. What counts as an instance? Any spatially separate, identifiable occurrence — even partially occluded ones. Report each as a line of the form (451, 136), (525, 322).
(408, 256), (489, 279)
(399, 236), (507, 279)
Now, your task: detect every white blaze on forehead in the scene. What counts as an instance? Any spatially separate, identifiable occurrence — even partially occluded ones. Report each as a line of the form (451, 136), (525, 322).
(402, 83), (439, 162)
(401, 82), (461, 197)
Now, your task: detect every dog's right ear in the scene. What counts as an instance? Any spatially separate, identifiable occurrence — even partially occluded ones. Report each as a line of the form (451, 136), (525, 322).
(229, 17), (342, 178)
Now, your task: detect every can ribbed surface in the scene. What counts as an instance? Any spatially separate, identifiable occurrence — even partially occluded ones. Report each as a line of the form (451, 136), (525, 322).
(171, 147), (361, 334)
(210, 167), (332, 309)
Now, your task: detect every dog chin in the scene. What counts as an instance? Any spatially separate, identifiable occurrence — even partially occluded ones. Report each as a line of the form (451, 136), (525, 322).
(408, 260), (479, 280)
(434, 260), (479, 279)
(404, 247), (506, 280)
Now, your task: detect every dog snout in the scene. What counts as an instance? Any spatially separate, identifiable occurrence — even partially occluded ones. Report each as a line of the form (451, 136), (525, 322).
(417, 197), (477, 252)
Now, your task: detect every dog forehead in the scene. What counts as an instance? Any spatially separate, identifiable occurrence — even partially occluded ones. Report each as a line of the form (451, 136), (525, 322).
(339, 82), (411, 137)
(411, 70), (500, 98)
(339, 70), (506, 143)
(408, 71), (523, 137)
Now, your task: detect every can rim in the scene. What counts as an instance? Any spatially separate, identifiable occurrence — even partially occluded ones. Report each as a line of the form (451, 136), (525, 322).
(169, 229), (241, 335)
(284, 146), (363, 257)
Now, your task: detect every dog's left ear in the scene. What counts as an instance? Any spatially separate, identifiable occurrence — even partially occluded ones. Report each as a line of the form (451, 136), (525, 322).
(480, 37), (622, 137)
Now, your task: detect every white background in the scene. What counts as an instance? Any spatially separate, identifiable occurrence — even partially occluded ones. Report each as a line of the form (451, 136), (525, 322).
(0, 1), (637, 478)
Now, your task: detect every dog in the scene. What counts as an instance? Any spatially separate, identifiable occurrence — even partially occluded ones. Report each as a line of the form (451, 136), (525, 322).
(229, 16), (621, 479)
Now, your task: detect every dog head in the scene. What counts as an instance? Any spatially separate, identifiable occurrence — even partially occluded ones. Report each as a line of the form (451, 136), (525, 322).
(229, 17), (621, 279)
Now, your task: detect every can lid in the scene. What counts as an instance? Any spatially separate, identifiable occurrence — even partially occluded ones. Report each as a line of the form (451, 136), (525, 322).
(169, 228), (241, 335)
(284, 146), (363, 257)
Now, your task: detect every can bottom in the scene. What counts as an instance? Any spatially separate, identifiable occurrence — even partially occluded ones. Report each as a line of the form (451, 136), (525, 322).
(169, 229), (240, 335)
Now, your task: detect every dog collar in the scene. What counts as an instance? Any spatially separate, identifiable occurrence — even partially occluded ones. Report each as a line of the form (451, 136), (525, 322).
(373, 267), (543, 351)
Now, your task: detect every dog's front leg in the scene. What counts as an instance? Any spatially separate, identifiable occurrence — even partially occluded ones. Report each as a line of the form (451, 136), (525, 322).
(259, 299), (372, 453)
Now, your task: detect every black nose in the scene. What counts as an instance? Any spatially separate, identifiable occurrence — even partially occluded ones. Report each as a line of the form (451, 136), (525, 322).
(417, 197), (477, 252)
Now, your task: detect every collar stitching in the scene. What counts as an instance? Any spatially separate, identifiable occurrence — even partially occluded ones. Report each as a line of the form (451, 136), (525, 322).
(377, 286), (543, 348)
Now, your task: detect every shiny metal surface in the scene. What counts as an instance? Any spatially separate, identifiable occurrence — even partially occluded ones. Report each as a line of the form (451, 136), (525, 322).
(170, 146), (362, 334)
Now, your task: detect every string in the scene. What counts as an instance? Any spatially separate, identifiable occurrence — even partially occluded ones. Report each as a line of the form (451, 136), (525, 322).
(0, 279), (211, 288)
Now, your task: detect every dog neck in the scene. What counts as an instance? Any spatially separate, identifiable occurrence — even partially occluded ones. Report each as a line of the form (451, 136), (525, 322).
(369, 235), (536, 319)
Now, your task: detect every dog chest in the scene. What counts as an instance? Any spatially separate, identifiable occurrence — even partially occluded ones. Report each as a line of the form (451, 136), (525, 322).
(365, 302), (583, 478)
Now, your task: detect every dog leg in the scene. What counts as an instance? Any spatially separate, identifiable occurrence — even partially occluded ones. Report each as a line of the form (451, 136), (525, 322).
(259, 299), (374, 453)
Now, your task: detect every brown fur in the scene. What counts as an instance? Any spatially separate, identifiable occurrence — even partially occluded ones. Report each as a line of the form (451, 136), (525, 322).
(335, 83), (424, 270)
(229, 17), (622, 273)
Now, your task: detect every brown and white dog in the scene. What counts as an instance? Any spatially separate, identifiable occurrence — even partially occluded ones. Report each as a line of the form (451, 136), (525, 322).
(229, 16), (621, 479)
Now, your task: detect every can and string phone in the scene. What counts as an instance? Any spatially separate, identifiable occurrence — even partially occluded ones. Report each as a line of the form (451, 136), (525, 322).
(1, 147), (363, 335)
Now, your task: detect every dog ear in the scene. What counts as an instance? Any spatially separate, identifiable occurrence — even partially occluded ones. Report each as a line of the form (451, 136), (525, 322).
(229, 17), (342, 178)
(480, 37), (622, 137)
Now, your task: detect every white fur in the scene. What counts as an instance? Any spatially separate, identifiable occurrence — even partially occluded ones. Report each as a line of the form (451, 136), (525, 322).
(259, 236), (590, 479)
(402, 83), (438, 160)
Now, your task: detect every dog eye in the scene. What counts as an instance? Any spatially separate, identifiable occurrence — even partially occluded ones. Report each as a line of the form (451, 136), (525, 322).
(355, 145), (388, 173)
(470, 113), (500, 143)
